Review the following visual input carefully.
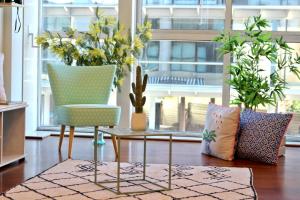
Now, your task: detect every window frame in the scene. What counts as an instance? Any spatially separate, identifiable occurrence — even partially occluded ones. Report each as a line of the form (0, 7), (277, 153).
(37, 0), (300, 143)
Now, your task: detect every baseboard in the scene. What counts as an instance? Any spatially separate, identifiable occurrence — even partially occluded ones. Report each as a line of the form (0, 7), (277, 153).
(25, 131), (52, 139)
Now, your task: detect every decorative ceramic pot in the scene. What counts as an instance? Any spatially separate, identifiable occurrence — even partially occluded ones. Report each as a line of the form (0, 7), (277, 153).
(131, 112), (147, 131)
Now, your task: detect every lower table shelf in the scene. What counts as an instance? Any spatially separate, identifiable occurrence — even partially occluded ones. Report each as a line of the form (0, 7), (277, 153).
(0, 154), (25, 167)
(0, 103), (26, 168)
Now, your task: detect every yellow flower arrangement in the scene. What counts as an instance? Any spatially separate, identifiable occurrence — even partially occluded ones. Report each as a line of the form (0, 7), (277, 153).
(36, 9), (152, 90)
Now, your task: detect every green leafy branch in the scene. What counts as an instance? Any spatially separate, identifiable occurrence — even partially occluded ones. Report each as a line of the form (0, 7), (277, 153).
(214, 15), (300, 110)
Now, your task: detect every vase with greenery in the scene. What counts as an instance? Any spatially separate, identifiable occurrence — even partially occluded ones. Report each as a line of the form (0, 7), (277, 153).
(202, 129), (216, 155)
(214, 15), (300, 110)
(36, 9), (152, 90)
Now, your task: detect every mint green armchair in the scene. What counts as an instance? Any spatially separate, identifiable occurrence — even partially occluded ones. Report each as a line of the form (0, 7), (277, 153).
(48, 65), (121, 158)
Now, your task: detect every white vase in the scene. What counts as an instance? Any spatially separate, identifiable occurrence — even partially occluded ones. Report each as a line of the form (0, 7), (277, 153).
(131, 112), (147, 131)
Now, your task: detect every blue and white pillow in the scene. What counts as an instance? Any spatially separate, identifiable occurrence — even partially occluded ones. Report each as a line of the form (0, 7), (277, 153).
(236, 109), (292, 164)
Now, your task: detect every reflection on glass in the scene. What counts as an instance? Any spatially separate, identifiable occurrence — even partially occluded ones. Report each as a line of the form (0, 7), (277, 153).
(143, 96), (222, 132)
(40, 1), (118, 126)
(143, 41), (222, 75)
(233, 0), (300, 5)
(140, 41), (223, 132)
(43, 17), (70, 32)
(144, 0), (225, 5)
(73, 16), (97, 32)
(232, 1), (300, 31)
(40, 60), (62, 126)
(143, 0), (225, 30)
(229, 42), (300, 136)
(285, 43), (300, 88)
(278, 43), (300, 136)
(43, 0), (118, 5)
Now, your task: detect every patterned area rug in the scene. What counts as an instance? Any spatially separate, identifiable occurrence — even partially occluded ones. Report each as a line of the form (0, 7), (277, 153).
(1, 160), (257, 200)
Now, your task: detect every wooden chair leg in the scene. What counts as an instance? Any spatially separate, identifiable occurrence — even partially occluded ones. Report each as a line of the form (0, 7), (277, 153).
(111, 136), (118, 161)
(109, 126), (118, 161)
(58, 125), (65, 152)
(68, 126), (75, 159)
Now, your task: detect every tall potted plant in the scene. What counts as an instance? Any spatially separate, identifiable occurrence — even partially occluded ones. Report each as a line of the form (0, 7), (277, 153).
(36, 9), (152, 90)
(129, 66), (148, 131)
(214, 15), (300, 110)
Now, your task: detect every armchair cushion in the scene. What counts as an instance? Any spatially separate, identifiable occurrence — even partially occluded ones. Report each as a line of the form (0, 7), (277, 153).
(56, 104), (121, 127)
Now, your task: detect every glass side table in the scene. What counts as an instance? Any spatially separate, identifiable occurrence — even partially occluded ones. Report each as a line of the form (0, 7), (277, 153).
(93, 128), (173, 195)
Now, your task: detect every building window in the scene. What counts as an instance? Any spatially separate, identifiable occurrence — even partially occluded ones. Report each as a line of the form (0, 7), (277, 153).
(232, 0), (300, 32)
(143, 0), (226, 30)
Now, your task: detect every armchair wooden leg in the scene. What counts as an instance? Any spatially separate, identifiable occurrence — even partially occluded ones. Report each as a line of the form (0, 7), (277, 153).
(58, 125), (65, 152)
(109, 126), (118, 161)
(111, 136), (118, 161)
(68, 126), (75, 159)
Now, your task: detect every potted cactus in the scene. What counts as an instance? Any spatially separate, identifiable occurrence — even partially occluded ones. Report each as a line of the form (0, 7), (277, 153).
(129, 66), (148, 131)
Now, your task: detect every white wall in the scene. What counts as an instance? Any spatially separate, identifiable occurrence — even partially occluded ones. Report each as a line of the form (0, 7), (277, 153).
(0, 2), (39, 134)
(3, 8), (23, 102)
(2, 9), (22, 102)
(23, 0), (39, 134)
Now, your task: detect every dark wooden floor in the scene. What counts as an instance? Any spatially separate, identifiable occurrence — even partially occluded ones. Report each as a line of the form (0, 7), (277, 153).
(1, 136), (300, 200)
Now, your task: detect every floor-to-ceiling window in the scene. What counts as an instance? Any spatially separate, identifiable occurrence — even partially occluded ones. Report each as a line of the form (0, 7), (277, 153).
(139, 0), (300, 138)
(39, 0), (118, 127)
(139, 0), (225, 131)
(231, 0), (300, 141)
(38, 0), (300, 142)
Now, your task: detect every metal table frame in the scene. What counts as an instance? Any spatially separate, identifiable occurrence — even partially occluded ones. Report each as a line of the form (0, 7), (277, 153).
(93, 130), (173, 195)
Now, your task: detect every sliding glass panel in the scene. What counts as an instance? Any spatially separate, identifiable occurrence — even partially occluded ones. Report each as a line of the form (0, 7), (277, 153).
(142, 0), (226, 30)
(43, 17), (70, 32)
(140, 41), (223, 132)
(40, 1), (118, 127)
(278, 43), (300, 139)
(232, 0), (300, 31)
(229, 42), (300, 139)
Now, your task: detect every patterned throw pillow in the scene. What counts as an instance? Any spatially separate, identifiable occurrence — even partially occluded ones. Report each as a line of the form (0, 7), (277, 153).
(236, 109), (292, 164)
(201, 104), (240, 161)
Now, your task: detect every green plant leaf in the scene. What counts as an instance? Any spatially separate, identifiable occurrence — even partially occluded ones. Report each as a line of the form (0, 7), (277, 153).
(214, 15), (300, 110)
